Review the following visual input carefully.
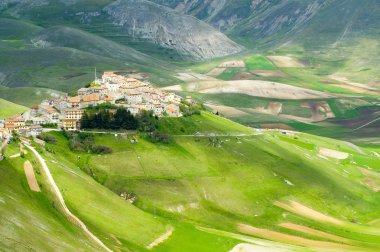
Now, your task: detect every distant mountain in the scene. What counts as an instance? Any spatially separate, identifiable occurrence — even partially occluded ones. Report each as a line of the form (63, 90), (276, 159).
(0, 0), (243, 60)
(149, 0), (380, 49)
(0, 18), (177, 94)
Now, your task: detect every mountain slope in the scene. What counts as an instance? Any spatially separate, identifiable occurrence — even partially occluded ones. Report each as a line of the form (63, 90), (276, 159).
(0, 0), (243, 60)
(0, 18), (178, 95)
(30, 26), (170, 67)
(150, 0), (380, 49)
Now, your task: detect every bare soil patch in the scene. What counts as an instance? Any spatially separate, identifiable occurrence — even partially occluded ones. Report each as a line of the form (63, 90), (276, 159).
(24, 161), (41, 192)
(207, 68), (226, 76)
(362, 179), (380, 192)
(301, 101), (335, 122)
(176, 72), (217, 82)
(161, 85), (183, 91)
(219, 60), (245, 68)
(246, 102), (283, 116)
(274, 201), (345, 226)
(319, 148), (349, 160)
(251, 70), (288, 78)
(267, 56), (305, 68)
(361, 168), (380, 192)
(187, 80), (333, 100)
(237, 224), (354, 250)
(205, 103), (249, 117)
(328, 75), (380, 95)
(279, 222), (352, 244)
(232, 72), (256, 80)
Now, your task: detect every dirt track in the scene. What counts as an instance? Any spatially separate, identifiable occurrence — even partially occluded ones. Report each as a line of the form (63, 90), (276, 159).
(237, 224), (355, 250)
(24, 161), (41, 192)
(24, 144), (112, 252)
(274, 201), (345, 226)
(279, 222), (352, 244)
(146, 226), (174, 250)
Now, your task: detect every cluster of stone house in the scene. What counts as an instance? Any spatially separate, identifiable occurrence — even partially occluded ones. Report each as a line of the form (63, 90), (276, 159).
(71, 72), (182, 117)
(1, 71), (183, 134)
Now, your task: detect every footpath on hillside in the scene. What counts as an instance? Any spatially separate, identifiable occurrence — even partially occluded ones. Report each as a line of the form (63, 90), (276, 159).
(23, 143), (112, 252)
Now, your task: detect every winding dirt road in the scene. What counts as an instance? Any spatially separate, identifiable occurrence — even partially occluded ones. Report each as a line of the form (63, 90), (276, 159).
(24, 143), (112, 252)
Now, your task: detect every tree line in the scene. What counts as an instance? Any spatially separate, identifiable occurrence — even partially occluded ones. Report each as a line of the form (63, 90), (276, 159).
(80, 107), (158, 132)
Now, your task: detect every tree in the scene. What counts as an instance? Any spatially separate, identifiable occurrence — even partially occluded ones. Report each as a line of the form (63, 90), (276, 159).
(137, 110), (158, 132)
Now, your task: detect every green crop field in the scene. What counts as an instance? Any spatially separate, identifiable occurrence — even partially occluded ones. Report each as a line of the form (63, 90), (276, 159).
(217, 68), (244, 80)
(245, 55), (277, 70)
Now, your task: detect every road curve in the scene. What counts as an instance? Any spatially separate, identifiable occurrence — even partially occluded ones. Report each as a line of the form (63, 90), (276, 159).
(24, 143), (113, 252)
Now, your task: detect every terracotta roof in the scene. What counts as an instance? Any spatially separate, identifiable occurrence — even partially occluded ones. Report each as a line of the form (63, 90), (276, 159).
(82, 94), (100, 102)
(69, 96), (81, 103)
(40, 105), (57, 114)
(167, 107), (177, 113)
(126, 91), (141, 95)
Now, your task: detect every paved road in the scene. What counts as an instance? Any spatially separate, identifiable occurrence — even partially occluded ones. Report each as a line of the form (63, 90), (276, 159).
(24, 143), (112, 252)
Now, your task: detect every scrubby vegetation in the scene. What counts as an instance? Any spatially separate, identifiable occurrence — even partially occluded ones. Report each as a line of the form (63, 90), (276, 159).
(37, 132), (57, 144)
(180, 100), (204, 117)
(65, 132), (112, 154)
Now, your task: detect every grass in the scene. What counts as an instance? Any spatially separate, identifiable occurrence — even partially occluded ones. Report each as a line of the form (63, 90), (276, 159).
(217, 68), (243, 80)
(3, 108), (380, 251)
(0, 143), (98, 251)
(0, 98), (28, 118)
(0, 86), (65, 107)
(245, 55), (277, 70)
(38, 120), (380, 251)
(158, 111), (253, 135)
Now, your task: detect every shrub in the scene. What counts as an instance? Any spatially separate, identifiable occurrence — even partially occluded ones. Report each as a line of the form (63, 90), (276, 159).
(37, 133), (57, 144)
(91, 145), (113, 154)
(150, 131), (171, 143)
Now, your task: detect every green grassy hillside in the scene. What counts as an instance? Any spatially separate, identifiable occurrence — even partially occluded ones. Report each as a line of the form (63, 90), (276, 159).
(21, 112), (380, 251)
(0, 98), (27, 118)
(0, 143), (99, 251)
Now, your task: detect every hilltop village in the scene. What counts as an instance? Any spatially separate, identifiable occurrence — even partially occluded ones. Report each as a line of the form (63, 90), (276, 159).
(0, 72), (185, 138)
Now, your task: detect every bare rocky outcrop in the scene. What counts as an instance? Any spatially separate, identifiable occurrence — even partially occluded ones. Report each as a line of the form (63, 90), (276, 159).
(103, 0), (243, 60)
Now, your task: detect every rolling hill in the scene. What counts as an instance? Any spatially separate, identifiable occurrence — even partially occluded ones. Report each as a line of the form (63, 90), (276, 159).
(3, 112), (380, 251)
